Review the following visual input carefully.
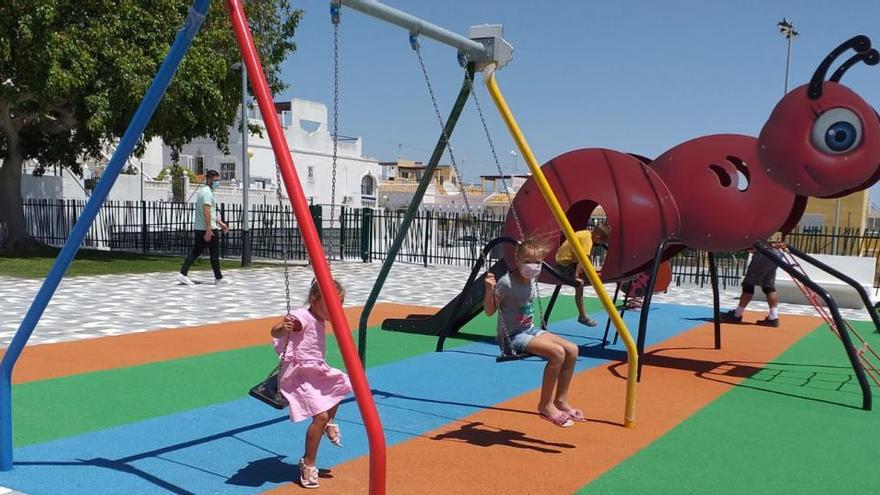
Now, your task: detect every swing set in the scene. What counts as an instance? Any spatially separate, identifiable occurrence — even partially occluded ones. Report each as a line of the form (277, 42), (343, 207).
(0, 1), (640, 493)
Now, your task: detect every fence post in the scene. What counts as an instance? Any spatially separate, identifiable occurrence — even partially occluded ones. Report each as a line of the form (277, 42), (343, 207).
(340, 206), (347, 260)
(60, 199), (67, 244)
(310, 203), (323, 241)
(423, 209), (431, 268)
(220, 203), (227, 258)
(361, 208), (373, 262)
(141, 200), (148, 254)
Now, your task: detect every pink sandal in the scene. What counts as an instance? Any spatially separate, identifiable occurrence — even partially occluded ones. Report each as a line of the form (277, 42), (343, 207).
(325, 423), (342, 448)
(559, 407), (587, 422)
(299, 458), (319, 489)
(539, 410), (574, 428)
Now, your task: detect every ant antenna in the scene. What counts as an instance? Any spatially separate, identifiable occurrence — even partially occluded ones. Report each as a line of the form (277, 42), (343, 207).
(808, 35), (872, 99)
(830, 49), (880, 82)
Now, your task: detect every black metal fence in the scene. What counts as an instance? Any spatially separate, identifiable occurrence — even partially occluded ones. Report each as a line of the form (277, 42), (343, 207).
(22, 200), (880, 288)
(23, 199), (309, 260)
(22, 199), (506, 266)
(666, 249), (749, 290)
(785, 227), (880, 258)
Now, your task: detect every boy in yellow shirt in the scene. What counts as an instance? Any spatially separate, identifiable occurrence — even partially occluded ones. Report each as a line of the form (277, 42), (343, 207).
(553, 223), (611, 327)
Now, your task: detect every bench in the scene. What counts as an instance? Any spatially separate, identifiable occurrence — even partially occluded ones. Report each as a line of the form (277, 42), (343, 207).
(752, 253), (878, 309)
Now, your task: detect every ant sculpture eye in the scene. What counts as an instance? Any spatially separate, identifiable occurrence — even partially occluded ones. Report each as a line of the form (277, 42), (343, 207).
(811, 108), (862, 154)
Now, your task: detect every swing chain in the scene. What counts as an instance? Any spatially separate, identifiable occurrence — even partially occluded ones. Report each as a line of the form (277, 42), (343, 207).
(467, 70), (523, 239)
(412, 34), (481, 263)
(274, 166), (292, 315)
(328, 5), (341, 261)
(412, 35), (474, 217)
(466, 69), (546, 329)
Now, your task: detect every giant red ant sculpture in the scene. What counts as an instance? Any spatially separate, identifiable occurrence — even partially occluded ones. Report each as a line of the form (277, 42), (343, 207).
(505, 35), (880, 409)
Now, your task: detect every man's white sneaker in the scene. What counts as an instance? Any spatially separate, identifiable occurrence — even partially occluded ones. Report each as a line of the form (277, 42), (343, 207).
(177, 274), (196, 286)
(215, 277), (231, 286)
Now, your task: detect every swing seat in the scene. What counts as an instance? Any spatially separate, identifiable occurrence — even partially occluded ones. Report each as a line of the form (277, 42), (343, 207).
(496, 352), (533, 363)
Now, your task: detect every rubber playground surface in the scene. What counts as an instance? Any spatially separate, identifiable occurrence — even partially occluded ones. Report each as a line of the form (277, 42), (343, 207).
(1, 297), (878, 494)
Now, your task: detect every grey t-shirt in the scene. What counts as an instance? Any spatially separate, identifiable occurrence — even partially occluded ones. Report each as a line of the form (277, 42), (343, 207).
(494, 273), (535, 341)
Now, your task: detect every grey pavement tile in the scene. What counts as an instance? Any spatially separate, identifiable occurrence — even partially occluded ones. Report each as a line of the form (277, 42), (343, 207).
(0, 261), (875, 349)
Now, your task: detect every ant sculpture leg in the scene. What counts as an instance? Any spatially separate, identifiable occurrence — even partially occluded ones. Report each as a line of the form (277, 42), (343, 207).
(541, 285), (563, 330)
(601, 283), (621, 347)
(636, 239), (672, 382)
(708, 252), (722, 349)
(614, 290), (631, 346)
(601, 282), (629, 349)
(785, 245), (880, 334)
(755, 242), (872, 410)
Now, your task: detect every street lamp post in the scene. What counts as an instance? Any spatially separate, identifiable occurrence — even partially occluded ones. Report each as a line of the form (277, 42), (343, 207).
(234, 62), (253, 267)
(510, 149), (518, 176)
(777, 18), (798, 94)
(778, 19), (805, 243)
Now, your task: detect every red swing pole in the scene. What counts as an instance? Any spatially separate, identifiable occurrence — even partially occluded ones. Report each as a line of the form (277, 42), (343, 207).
(225, 1), (387, 493)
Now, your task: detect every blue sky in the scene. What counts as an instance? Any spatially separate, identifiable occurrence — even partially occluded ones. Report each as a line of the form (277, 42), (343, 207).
(277, 0), (880, 203)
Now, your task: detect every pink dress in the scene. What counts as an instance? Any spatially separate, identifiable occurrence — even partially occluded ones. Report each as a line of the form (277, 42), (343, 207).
(273, 307), (352, 422)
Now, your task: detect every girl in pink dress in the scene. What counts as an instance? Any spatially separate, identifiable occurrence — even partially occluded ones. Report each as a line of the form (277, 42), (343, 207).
(270, 279), (352, 489)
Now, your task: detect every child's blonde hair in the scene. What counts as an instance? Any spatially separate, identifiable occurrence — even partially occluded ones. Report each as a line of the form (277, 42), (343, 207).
(515, 234), (550, 259)
(307, 278), (346, 303)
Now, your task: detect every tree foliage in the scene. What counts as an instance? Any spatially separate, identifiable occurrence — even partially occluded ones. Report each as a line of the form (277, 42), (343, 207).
(0, 0), (302, 247)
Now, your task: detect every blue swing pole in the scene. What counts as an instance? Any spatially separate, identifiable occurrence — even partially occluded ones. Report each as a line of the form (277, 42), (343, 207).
(0, 0), (213, 471)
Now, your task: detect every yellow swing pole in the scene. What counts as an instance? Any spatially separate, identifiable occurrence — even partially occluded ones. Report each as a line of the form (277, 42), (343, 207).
(483, 64), (638, 427)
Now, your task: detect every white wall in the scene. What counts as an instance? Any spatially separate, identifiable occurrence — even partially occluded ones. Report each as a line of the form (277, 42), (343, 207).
(21, 172), (90, 200)
(139, 137), (165, 178)
(21, 174), (66, 200)
(21, 173), (172, 202)
(283, 98), (379, 208)
(171, 98), (381, 209)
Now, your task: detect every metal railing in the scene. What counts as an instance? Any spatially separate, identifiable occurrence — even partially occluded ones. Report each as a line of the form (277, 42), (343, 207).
(21, 199), (880, 288)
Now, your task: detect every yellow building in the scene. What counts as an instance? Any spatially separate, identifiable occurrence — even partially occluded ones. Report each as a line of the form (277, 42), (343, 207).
(384, 159), (460, 187)
(433, 164), (459, 188)
(798, 190), (869, 231)
(378, 159), (474, 211)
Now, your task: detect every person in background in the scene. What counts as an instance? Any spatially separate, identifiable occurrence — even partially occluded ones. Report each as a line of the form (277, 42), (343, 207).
(722, 244), (781, 327)
(178, 169), (230, 286)
(552, 223), (611, 327)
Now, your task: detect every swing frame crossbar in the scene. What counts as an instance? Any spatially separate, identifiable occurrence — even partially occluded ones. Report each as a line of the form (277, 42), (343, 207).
(335, 0), (511, 68)
(0, 1), (388, 493)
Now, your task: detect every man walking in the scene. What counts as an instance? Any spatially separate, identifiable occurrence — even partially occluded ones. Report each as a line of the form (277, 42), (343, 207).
(722, 245), (781, 327)
(178, 169), (230, 286)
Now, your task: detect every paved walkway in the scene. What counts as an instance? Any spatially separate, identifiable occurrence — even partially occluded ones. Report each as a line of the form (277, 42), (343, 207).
(0, 262), (875, 495)
(0, 261), (875, 348)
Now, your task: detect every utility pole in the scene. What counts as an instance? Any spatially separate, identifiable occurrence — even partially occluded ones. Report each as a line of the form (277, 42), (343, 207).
(239, 62), (252, 266)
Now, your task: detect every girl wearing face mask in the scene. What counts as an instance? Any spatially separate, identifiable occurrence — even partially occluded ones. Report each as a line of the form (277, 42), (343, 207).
(484, 236), (583, 428)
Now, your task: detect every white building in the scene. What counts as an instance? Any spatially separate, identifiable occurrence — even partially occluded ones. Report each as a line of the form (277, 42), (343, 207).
(377, 159), (527, 216)
(21, 98), (381, 210)
(171, 98), (380, 208)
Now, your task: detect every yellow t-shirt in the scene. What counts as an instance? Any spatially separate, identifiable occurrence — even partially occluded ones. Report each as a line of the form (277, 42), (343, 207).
(554, 230), (593, 266)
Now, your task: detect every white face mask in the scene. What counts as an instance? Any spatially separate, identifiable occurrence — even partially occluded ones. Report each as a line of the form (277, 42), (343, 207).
(520, 262), (542, 280)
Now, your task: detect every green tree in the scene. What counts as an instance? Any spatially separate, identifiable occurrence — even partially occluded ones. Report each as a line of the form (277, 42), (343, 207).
(0, 0), (302, 248)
